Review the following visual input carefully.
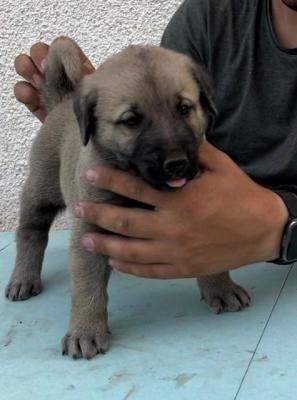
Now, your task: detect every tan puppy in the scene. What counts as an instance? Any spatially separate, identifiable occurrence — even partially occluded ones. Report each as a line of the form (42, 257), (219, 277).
(5, 37), (250, 359)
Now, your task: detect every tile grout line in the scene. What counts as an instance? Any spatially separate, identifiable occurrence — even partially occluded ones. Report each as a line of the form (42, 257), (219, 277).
(233, 264), (295, 400)
(0, 240), (15, 253)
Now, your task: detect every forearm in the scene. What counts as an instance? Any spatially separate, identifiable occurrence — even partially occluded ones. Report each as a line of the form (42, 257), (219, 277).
(252, 187), (288, 263)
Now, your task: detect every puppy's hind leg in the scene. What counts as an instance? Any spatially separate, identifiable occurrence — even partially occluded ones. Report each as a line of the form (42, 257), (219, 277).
(197, 272), (251, 314)
(5, 170), (65, 301)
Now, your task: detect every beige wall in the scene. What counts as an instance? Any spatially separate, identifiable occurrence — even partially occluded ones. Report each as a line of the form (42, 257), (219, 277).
(0, 0), (183, 231)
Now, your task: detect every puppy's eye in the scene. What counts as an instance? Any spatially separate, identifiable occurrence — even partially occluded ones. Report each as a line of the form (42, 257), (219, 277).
(120, 112), (143, 128)
(177, 103), (193, 116)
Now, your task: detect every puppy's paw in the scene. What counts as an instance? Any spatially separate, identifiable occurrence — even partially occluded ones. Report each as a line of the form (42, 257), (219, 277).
(62, 328), (111, 360)
(200, 281), (251, 314)
(5, 277), (42, 301)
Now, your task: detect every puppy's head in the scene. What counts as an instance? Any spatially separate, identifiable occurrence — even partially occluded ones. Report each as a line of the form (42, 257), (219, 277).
(74, 45), (216, 189)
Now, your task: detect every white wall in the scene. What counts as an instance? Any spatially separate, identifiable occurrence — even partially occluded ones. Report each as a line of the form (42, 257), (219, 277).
(0, 0), (183, 231)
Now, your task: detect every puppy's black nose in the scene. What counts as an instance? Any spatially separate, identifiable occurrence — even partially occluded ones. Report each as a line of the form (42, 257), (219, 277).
(163, 156), (189, 176)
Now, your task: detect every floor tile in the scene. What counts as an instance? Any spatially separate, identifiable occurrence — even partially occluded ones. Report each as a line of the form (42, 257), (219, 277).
(0, 231), (291, 400)
(236, 264), (297, 400)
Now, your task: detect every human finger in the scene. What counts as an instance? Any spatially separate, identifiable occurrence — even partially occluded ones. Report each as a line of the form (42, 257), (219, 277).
(76, 202), (160, 239)
(86, 167), (164, 207)
(14, 81), (46, 122)
(82, 234), (166, 264)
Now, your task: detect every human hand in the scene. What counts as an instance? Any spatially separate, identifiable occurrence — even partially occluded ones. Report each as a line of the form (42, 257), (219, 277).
(75, 141), (288, 279)
(14, 41), (94, 122)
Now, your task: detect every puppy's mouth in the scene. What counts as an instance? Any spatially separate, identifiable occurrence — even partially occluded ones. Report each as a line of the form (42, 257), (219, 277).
(166, 177), (188, 188)
(163, 165), (200, 189)
(137, 164), (199, 190)
(126, 156), (199, 189)
(127, 148), (200, 190)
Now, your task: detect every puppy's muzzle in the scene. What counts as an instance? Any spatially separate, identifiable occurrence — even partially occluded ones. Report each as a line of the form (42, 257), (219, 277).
(163, 155), (189, 176)
(132, 146), (199, 189)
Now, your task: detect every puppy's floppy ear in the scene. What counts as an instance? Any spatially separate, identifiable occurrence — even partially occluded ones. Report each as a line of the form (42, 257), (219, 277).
(73, 89), (98, 146)
(191, 64), (217, 133)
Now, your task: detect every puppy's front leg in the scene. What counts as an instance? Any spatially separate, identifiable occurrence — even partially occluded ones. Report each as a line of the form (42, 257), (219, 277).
(62, 222), (111, 360)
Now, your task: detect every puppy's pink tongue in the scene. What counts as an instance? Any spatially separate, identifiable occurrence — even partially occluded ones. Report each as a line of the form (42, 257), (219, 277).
(166, 178), (187, 188)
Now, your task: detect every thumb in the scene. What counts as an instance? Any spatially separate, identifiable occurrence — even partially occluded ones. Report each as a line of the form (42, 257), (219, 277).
(198, 140), (231, 171)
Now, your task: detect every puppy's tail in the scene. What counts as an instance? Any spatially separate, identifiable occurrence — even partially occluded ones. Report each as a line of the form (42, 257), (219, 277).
(42, 36), (83, 112)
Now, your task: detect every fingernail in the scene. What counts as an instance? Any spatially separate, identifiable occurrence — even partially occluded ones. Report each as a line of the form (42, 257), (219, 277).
(74, 205), (84, 218)
(32, 73), (42, 88)
(86, 169), (97, 183)
(82, 237), (94, 252)
(40, 57), (48, 72)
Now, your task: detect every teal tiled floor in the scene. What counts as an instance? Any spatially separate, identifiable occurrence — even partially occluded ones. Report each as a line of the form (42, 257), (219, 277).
(0, 230), (296, 400)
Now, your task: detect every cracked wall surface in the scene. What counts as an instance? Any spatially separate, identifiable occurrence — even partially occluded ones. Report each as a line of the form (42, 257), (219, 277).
(0, 0), (183, 231)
